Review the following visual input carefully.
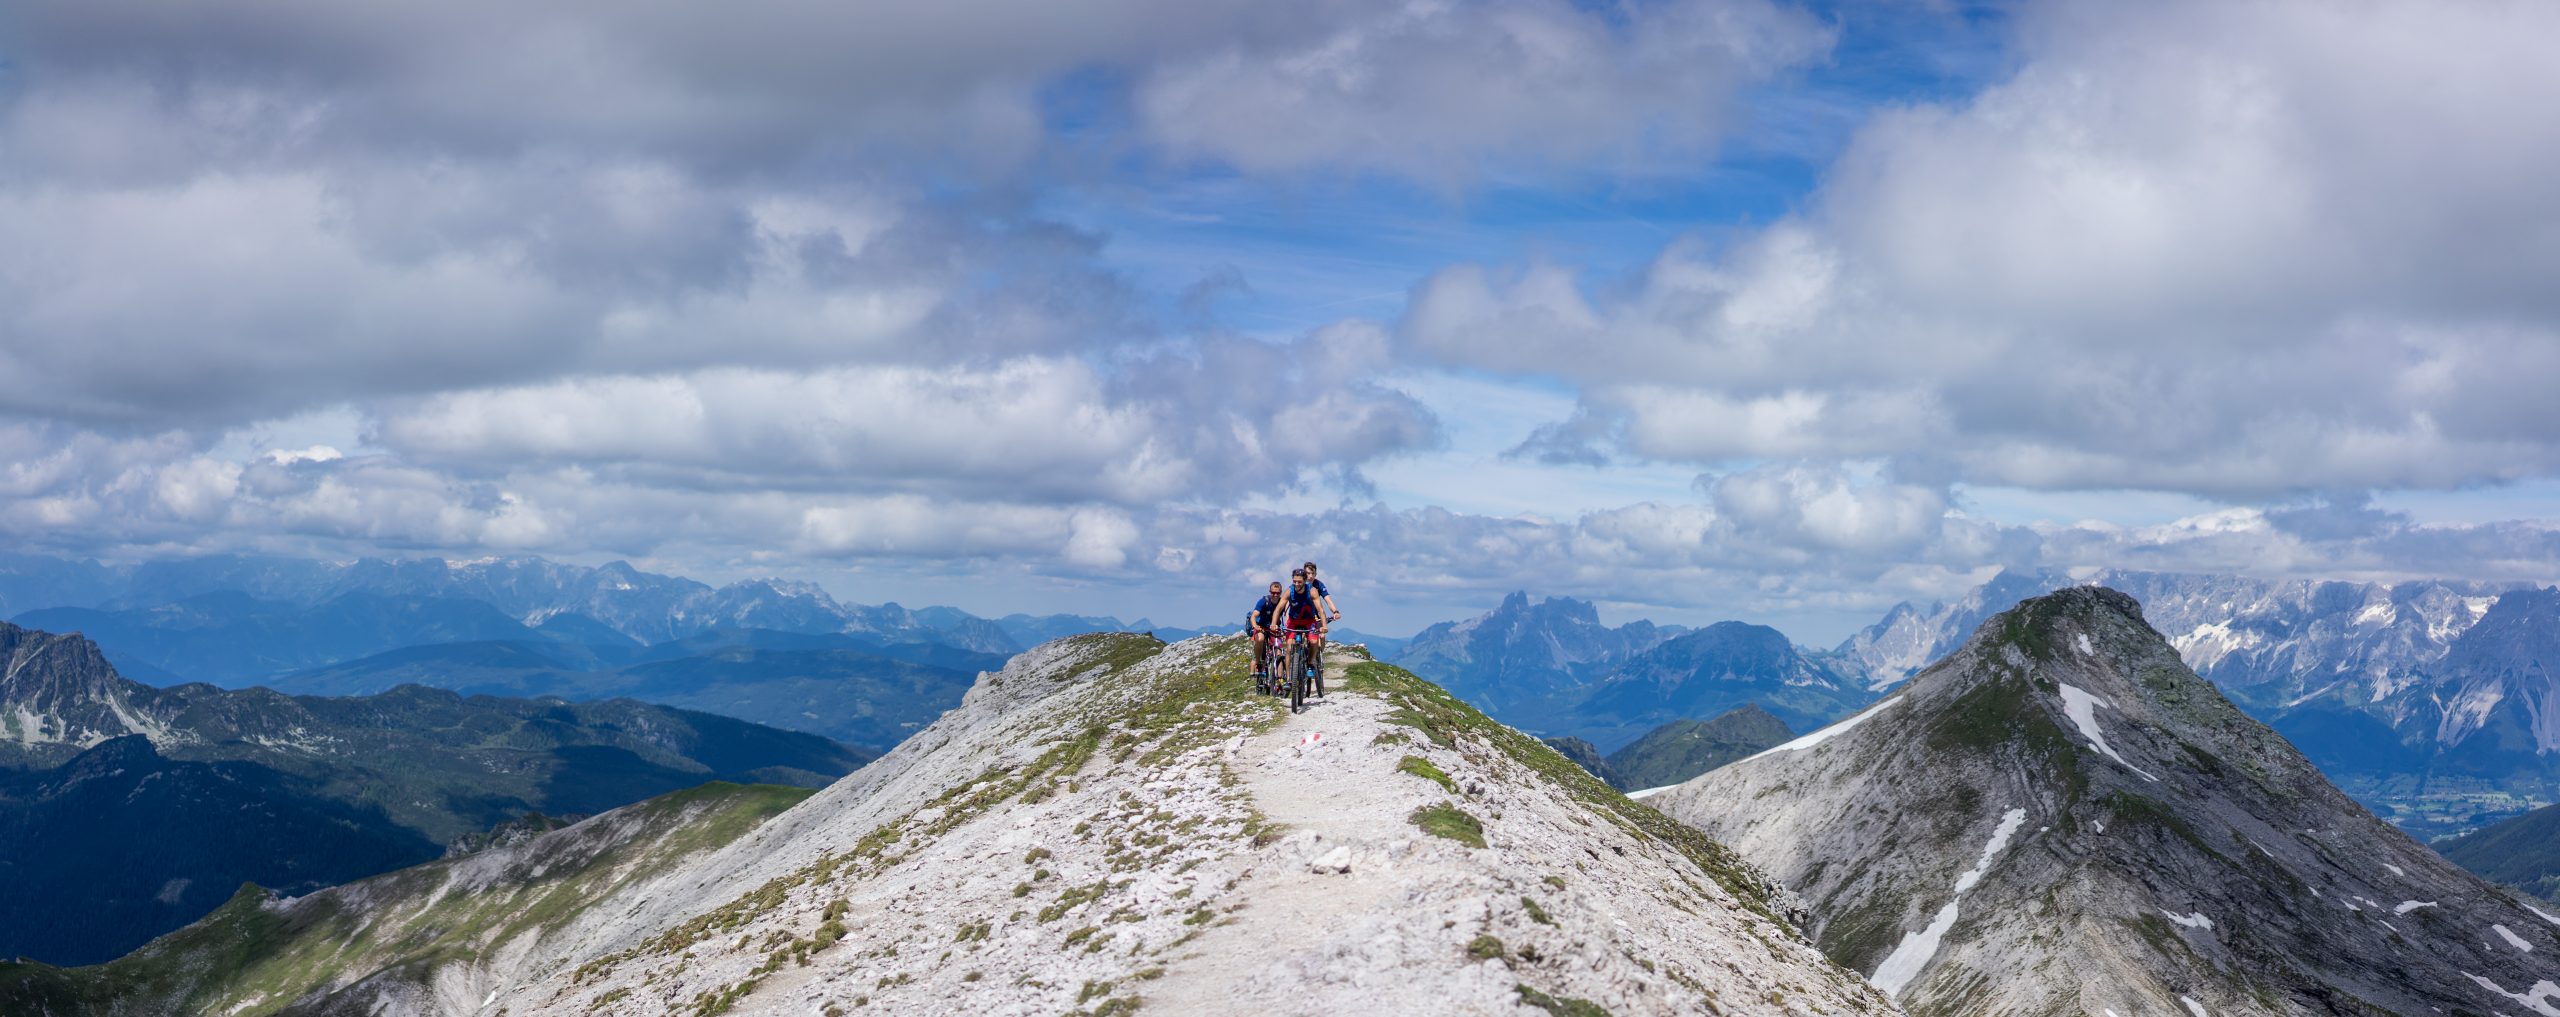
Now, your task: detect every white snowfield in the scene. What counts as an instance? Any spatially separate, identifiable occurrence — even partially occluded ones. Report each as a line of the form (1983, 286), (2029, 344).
(1870, 807), (2027, 999)
(2161, 910), (2214, 930)
(2057, 682), (2160, 782)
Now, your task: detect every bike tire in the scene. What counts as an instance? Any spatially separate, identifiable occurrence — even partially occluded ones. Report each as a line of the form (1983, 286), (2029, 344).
(1288, 640), (1307, 713)
(1312, 641), (1325, 698)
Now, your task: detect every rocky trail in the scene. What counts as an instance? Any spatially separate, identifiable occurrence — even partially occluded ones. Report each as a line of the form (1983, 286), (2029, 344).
(1152, 651), (1893, 1016)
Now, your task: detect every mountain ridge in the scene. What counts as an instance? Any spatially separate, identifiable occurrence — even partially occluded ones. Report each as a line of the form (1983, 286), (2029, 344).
(2, 633), (1899, 1016)
(1657, 585), (2560, 1016)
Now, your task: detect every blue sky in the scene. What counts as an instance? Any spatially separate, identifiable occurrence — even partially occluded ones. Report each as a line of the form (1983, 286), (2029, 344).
(3, 0), (2557, 643)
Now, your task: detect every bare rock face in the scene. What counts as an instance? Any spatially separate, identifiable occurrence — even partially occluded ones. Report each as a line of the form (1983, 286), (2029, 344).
(7, 633), (1895, 1017)
(1658, 585), (2560, 1017)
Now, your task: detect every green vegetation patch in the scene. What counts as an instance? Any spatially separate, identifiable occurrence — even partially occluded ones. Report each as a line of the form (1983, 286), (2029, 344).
(1412, 803), (1487, 848)
(1397, 754), (1459, 793)
(1515, 984), (1614, 1017)
(1467, 934), (1509, 961)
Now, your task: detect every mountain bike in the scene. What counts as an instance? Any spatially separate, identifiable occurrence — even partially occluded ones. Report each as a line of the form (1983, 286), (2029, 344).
(1279, 625), (1323, 713)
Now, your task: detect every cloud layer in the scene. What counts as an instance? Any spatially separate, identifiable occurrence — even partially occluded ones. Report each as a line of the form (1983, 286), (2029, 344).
(5, 0), (2559, 634)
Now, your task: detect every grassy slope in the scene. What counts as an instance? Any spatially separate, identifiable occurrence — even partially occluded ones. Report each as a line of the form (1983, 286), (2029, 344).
(2438, 800), (2560, 903)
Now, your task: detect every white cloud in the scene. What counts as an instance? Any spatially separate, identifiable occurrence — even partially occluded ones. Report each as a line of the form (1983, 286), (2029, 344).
(1402, 0), (2560, 499)
(373, 342), (1434, 505)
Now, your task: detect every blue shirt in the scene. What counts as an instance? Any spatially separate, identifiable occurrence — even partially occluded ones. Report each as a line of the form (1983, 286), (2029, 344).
(1310, 578), (1330, 598)
(1281, 587), (1321, 625)
(1251, 594), (1279, 623)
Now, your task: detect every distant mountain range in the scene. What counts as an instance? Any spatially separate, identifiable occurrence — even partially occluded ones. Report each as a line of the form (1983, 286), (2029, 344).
(9, 550), (2559, 842)
(1398, 568), (2560, 841)
(1653, 586), (2560, 1016)
(1392, 592), (1864, 751)
(0, 620), (869, 966)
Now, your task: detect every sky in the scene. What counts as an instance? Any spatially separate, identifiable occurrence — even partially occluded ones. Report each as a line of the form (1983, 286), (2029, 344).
(5, 0), (2560, 642)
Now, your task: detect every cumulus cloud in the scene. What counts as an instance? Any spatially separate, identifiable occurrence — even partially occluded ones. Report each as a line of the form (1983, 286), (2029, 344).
(373, 338), (1435, 504)
(1405, 0), (2560, 499)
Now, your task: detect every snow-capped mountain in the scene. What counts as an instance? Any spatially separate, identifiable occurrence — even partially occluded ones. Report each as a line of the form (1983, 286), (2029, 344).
(3, 634), (1898, 1017)
(1838, 569), (2521, 709)
(1656, 586), (2560, 1017)
(1842, 569), (2560, 835)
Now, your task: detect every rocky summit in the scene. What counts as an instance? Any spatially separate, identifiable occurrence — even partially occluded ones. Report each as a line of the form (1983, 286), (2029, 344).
(3, 633), (1891, 1016)
(1653, 586), (2560, 1017)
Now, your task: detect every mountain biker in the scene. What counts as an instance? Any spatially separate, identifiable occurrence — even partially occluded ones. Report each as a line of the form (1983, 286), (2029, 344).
(1302, 561), (1341, 624)
(1266, 568), (1328, 688)
(1249, 580), (1283, 689)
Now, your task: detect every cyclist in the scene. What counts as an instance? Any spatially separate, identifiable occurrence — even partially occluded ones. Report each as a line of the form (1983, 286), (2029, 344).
(1248, 580), (1283, 691)
(1265, 568), (1328, 695)
(1302, 561), (1342, 624)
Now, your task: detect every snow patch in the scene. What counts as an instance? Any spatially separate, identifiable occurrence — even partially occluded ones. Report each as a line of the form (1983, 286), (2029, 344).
(2397, 900), (2438, 915)
(2161, 910), (2213, 930)
(2464, 973), (2560, 1016)
(1871, 902), (1959, 1000)
(2527, 901), (2560, 928)
(2076, 633), (2094, 656)
(2181, 996), (2208, 1016)
(1870, 808), (2026, 998)
(2495, 924), (2533, 952)
(1625, 785), (1675, 800)
(1740, 695), (1902, 763)
(2057, 683), (2159, 781)
(2384, 863), (2406, 878)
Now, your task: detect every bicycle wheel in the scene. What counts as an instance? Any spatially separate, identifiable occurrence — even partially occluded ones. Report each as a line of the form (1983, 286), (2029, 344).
(1312, 641), (1325, 698)
(1288, 639), (1307, 713)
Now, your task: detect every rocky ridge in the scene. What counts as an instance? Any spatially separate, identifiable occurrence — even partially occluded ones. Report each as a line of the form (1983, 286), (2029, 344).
(5, 633), (1897, 1016)
(1658, 586), (2560, 1017)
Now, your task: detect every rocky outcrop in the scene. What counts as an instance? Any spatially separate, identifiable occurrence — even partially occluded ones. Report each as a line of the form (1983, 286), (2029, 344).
(1658, 586), (2560, 1017)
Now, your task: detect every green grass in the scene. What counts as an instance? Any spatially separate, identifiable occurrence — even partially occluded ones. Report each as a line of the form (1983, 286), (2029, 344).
(1340, 661), (1788, 922)
(1412, 804), (1487, 848)
(1397, 754), (1459, 793)
(1515, 984), (1613, 1016)
(1467, 934), (1508, 960)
